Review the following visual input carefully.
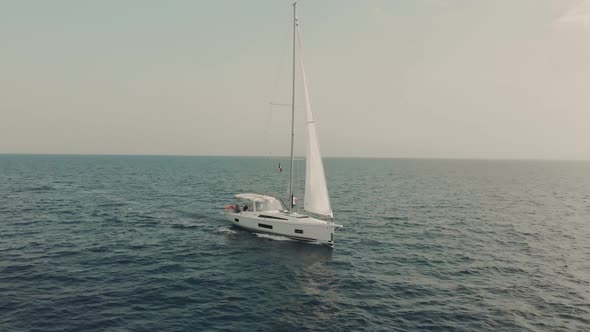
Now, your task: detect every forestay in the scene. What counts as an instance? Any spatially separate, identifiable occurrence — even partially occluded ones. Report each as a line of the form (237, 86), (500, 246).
(297, 25), (333, 218)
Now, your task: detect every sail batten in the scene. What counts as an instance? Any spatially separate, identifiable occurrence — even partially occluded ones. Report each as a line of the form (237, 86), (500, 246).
(297, 25), (333, 218)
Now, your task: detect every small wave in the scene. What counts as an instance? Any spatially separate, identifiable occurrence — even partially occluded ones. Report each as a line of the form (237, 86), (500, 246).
(254, 233), (293, 241)
(384, 216), (409, 221)
(20, 185), (55, 192)
(216, 227), (237, 234)
(170, 219), (198, 228)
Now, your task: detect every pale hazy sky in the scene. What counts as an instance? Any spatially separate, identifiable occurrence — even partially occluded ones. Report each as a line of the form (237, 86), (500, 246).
(1, 0), (589, 159)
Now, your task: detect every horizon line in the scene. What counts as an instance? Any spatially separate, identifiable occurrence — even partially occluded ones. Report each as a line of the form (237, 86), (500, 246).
(0, 152), (589, 162)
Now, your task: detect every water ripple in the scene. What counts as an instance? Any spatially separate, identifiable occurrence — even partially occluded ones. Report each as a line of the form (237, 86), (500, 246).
(1, 156), (589, 331)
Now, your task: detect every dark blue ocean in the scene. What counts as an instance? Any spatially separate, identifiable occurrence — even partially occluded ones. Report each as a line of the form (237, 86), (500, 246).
(1, 155), (589, 331)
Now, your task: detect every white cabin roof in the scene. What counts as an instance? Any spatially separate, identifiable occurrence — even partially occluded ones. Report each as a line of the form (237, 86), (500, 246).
(235, 193), (279, 202)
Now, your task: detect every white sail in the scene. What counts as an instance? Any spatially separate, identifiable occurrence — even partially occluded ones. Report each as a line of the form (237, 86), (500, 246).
(297, 26), (333, 218)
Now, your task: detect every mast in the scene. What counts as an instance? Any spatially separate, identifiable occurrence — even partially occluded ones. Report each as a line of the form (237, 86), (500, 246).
(288, 1), (297, 213)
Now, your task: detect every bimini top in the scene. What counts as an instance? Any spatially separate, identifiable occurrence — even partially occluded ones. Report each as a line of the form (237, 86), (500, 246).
(235, 193), (286, 212)
(235, 193), (278, 202)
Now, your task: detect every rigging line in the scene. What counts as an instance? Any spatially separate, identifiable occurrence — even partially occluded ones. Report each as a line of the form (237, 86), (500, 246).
(265, 2), (295, 160)
(269, 102), (304, 108)
(269, 8), (292, 105)
(263, 102), (274, 158)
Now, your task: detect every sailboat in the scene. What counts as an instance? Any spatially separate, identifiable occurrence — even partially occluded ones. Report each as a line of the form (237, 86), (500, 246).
(224, 1), (342, 247)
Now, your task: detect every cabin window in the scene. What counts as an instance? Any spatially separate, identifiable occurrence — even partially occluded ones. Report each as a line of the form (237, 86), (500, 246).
(295, 229), (303, 234)
(258, 223), (273, 229)
(234, 218), (239, 222)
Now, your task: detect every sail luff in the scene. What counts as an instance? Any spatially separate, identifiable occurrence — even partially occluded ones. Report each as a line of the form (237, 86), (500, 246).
(296, 25), (333, 218)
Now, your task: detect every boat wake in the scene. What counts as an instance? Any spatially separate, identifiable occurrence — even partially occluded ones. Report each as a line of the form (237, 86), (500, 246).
(216, 227), (237, 234)
(254, 233), (293, 241)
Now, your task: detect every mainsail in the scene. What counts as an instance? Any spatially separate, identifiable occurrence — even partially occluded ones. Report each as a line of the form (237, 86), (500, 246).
(297, 25), (333, 218)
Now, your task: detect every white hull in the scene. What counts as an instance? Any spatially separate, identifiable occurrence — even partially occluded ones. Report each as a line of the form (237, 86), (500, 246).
(224, 211), (340, 246)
